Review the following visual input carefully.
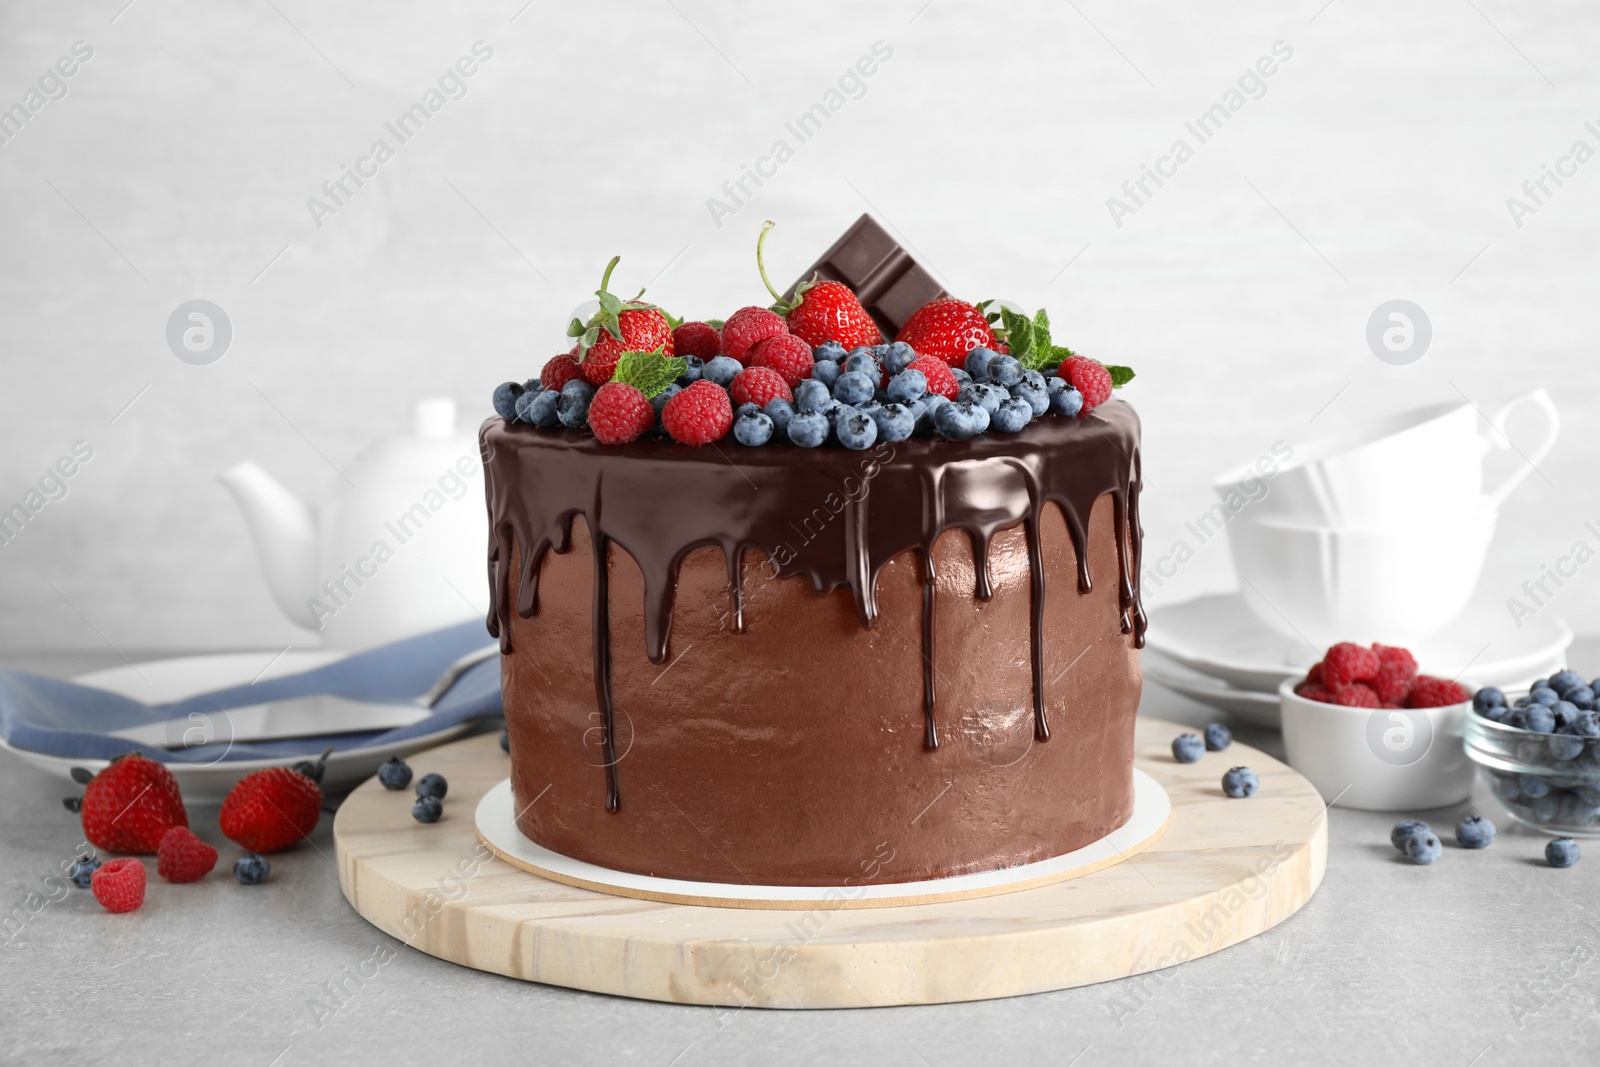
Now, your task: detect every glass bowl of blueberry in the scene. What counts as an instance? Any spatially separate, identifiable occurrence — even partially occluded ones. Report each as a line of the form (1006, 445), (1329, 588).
(1465, 669), (1600, 836)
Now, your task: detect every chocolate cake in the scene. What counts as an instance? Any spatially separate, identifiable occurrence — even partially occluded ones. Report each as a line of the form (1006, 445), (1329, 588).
(481, 402), (1145, 886)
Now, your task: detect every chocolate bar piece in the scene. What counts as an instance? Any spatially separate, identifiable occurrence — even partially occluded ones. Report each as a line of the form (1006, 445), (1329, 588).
(784, 214), (946, 337)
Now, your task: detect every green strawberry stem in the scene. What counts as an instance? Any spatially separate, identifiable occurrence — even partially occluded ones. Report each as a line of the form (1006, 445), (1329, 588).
(598, 255), (621, 294)
(755, 220), (802, 313)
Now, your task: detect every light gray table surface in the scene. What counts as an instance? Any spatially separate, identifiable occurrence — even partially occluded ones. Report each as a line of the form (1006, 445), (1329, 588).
(2, 644), (1596, 1067)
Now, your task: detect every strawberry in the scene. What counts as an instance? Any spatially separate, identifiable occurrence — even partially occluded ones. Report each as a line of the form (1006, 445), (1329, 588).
(539, 349), (584, 391)
(219, 760), (324, 854)
(720, 306), (787, 365)
(661, 380), (733, 445)
(1061, 356), (1113, 414)
(90, 858), (146, 913)
(754, 221), (881, 349)
(673, 321), (722, 360)
(79, 753), (188, 855)
(729, 366), (792, 408)
(588, 382), (655, 445)
(894, 298), (998, 368)
(748, 333), (814, 388)
(156, 826), (218, 883)
(569, 257), (675, 385)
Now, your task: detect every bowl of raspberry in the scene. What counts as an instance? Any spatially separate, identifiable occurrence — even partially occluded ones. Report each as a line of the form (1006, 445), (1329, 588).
(1465, 670), (1600, 836)
(1280, 641), (1476, 811)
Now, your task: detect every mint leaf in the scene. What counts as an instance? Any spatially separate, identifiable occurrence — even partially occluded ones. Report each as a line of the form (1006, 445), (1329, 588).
(1020, 309), (1053, 371)
(998, 307), (1033, 364)
(1105, 365), (1136, 388)
(706, 318), (724, 330)
(610, 349), (687, 399)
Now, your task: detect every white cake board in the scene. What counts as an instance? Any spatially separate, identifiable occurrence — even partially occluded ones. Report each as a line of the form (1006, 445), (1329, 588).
(473, 770), (1171, 910)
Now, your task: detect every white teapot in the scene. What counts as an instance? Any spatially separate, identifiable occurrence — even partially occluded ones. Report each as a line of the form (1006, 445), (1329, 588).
(220, 398), (488, 649)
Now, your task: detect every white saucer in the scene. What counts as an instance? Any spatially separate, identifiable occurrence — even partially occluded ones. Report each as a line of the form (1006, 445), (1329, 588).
(1144, 650), (1280, 728)
(474, 771), (1172, 909)
(1147, 593), (1572, 694)
(0, 651), (475, 802)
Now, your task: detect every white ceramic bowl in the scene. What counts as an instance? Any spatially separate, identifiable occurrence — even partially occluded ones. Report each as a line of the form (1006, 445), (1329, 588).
(1228, 506), (1496, 649)
(1278, 678), (1475, 811)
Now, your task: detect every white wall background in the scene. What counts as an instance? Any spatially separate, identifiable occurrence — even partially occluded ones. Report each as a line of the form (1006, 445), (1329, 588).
(1, 0), (1597, 655)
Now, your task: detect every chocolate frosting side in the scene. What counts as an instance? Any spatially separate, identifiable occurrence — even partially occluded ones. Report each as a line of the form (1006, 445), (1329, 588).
(481, 400), (1144, 814)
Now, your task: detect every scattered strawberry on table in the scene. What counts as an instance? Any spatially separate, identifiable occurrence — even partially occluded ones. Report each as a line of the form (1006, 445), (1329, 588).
(219, 751), (328, 854)
(490, 223), (1135, 447)
(72, 753), (188, 855)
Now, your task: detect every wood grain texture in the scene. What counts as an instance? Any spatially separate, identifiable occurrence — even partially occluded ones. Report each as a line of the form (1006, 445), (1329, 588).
(334, 718), (1327, 1008)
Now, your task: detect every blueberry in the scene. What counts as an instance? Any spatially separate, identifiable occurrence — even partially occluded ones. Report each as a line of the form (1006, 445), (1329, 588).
(813, 360), (843, 389)
(870, 402), (915, 443)
(492, 381), (525, 420)
(734, 410), (774, 446)
(1171, 734), (1204, 763)
(915, 394), (950, 437)
(413, 796), (444, 823)
(1222, 766), (1259, 798)
(934, 401), (984, 441)
(703, 356), (741, 387)
(1566, 686), (1595, 708)
(234, 853), (270, 885)
(527, 389), (562, 428)
(68, 854), (100, 889)
(1526, 705), (1557, 734)
(1473, 686), (1506, 713)
(834, 370), (876, 405)
(1048, 385), (1084, 417)
(1530, 687), (1560, 707)
(787, 411), (829, 447)
(681, 355), (704, 383)
(416, 773), (449, 800)
(957, 382), (1007, 416)
(794, 379), (831, 415)
(1548, 733), (1586, 761)
(1550, 670), (1585, 695)
(499, 729), (510, 753)
(835, 408), (879, 451)
(377, 758), (413, 791)
(988, 355), (1023, 388)
(652, 383), (683, 416)
(1546, 837), (1581, 868)
(1570, 711), (1600, 737)
(1551, 701), (1580, 730)
(1391, 819), (1432, 852)
(1012, 374), (1049, 418)
(843, 351), (880, 379)
(764, 398), (795, 436)
(882, 342), (917, 375)
(513, 388), (541, 424)
(1531, 794), (1559, 822)
(1519, 775), (1552, 798)
(964, 346), (996, 382)
(1204, 723), (1232, 751)
(1506, 707), (1534, 731)
(887, 369), (927, 405)
(949, 367), (973, 389)
(1405, 831), (1442, 864)
(557, 381), (595, 429)
(813, 340), (847, 364)
(1455, 815), (1496, 849)
(990, 397), (1032, 433)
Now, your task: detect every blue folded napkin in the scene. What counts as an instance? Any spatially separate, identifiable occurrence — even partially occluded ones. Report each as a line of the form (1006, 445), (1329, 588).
(0, 621), (501, 763)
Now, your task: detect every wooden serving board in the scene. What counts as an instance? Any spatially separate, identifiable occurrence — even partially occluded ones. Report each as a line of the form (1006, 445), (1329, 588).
(334, 719), (1327, 1007)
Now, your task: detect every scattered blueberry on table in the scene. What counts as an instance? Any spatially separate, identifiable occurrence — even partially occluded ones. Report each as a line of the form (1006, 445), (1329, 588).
(377, 757), (413, 791)
(1221, 766), (1259, 798)
(499, 730), (511, 754)
(1404, 830), (1443, 865)
(413, 796), (444, 824)
(234, 853), (270, 885)
(416, 773), (449, 801)
(1455, 816), (1496, 849)
(1204, 723), (1232, 752)
(1391, 820), (1431, 853)
(1171, 734), (1204, 763)
(68, 854), (100, 889)
(1545, 838), (1581, 868)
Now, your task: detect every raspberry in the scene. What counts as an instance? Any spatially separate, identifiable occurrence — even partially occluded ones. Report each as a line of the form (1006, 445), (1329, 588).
(720, 306), (788, 364)
(1304, 662), (1326, 686)
(91, 858), (146, 913)
(156, 826), (218, 883)
(908, 355), (959, 399)
(539, 351), (584, 391)
(1371, 660), (1419, 705)
(749, 334), (814, 387)
(729, 366), (792, 408)
(661, 380), (733, 445)
(1323, 642), (1380, 687)
(673, 321), (722, 360)
(1061, 356), (1112, 413)
(1405, 676), (1472, 708)
(1295, 682), (1334, 704)
(587, 382), (655, 445)
(1373, 644), (1418, 674)
(1332, 683), (1380, 708)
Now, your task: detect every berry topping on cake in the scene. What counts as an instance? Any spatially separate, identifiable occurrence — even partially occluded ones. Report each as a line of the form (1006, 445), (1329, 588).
(729, 366), (793, 408)
(90, 858), (146, 913)
(907, 355), (959, 400)
(672, 321), (722, 360)
(754, 221), (882, 350)
(219, 759), (324, 854)
(156, 826), (219, 883)
(720, 306), (788, 365)
(1061, 356), (1114, 413)
(569, 257), (675, 385)
(78, 753), (188, 855)
(895, 298), (997, 368)
(539, 350), (584, 392)
(749, 333), (814, 387)
(588, 382), (656, 445)
(662, 380), (734, 445)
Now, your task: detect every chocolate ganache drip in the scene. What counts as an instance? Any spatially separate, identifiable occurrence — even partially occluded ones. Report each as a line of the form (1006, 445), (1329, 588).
(482, 400), (1145, 812)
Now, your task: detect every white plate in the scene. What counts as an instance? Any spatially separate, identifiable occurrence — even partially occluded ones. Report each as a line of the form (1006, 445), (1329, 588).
(1144, 651), (1281, 728)
(0, 651), (477, 802)
(1146, 593), (1572, 694)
